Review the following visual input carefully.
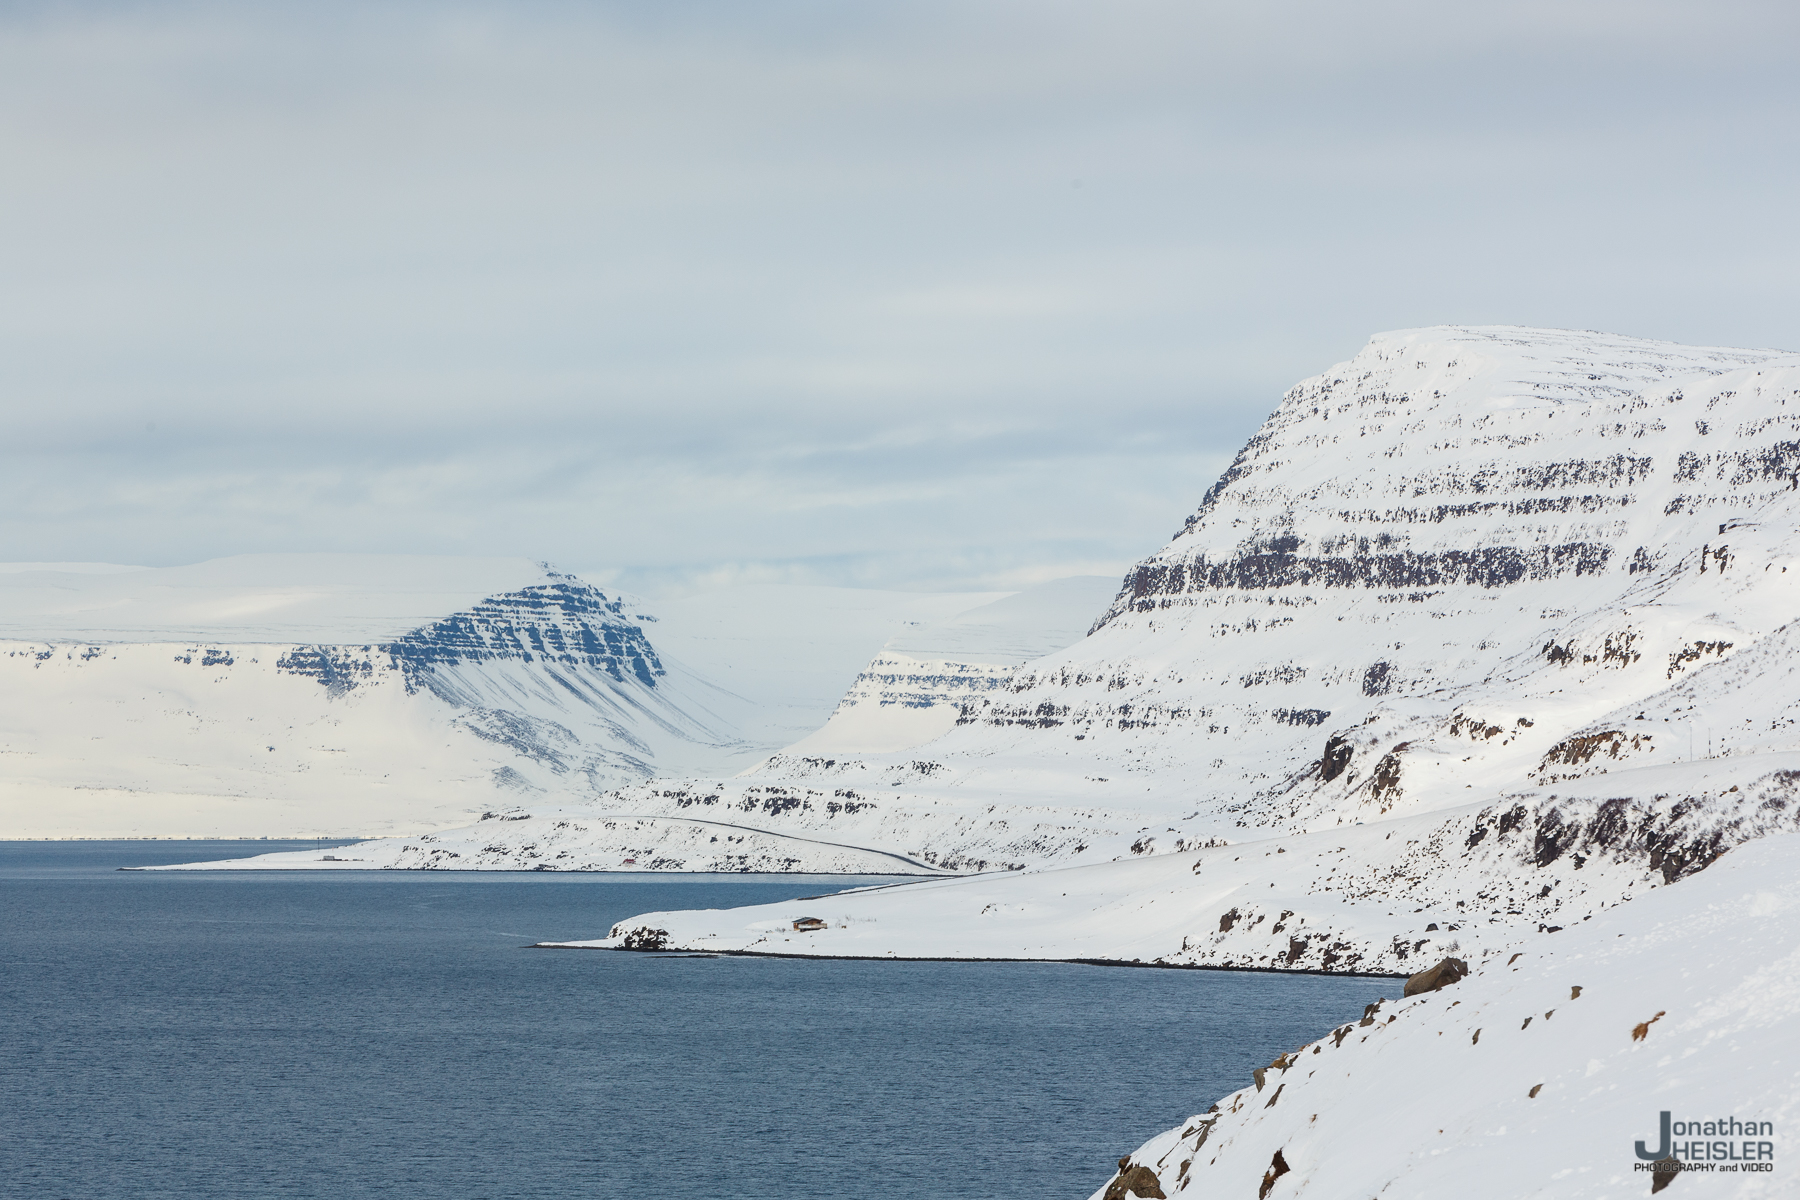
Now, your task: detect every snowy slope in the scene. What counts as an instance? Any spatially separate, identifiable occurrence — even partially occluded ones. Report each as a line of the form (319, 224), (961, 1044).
(786, 576), (1119, 755)
(552, 749), (1800, 968)
(1083, 830), (1800, 1199)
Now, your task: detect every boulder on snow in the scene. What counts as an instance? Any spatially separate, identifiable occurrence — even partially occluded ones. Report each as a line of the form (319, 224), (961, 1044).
(1103, 1158), (1167, 1200)
(1403, 956), (1469, 996)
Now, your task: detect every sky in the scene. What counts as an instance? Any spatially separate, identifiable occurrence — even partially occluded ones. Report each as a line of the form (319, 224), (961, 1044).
(2, 1), (1797, 595)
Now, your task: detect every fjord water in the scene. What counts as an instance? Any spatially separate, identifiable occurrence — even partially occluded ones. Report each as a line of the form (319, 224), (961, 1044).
(2, 843), (1392, 1199)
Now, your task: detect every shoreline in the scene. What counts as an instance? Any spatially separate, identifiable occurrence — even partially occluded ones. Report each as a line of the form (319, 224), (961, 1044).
(528, 942), (1408, 979)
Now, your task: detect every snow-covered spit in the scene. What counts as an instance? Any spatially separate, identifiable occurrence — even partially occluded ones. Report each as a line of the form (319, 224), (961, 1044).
(1079, 831), (1800, 1199)
(0, 555), (1010, 837)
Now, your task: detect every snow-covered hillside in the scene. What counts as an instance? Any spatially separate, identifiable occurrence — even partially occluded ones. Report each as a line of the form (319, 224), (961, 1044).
(786, 576), (1119, 756)
(1084, 830), (1800, 1199)
(0, 556), (1008, 837)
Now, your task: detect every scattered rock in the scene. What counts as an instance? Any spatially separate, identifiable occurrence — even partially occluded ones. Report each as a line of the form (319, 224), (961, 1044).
(618, 926), (670, 951)
(1403, 956), (1470, 996)
(1651, 1157), (1684, 1193)
(1103, 1158), (1167, 1200)
(1529, 1084), (1543, 1098)
(1258, 1149), (1291, 1200)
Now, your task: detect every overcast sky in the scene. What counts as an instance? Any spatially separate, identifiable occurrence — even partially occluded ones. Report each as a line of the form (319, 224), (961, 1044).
(2, 1), (1796, 594)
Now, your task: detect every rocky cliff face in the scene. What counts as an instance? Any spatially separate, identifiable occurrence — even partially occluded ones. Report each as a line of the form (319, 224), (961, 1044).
(383, 577), (666, 687)
(270, 575), (665, 696)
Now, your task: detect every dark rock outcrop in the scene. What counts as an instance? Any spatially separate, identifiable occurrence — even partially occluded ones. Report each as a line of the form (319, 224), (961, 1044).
(1403, 956), (1469, 996)
(1258, 1149), (1290, 1200)
(616, 926), (671, 951)
(1103, 1158), (1167, 1200)
(279, 576), (665, 696)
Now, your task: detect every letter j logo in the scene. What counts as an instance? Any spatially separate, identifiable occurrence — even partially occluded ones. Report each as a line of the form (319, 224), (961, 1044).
(1637, 1111), (1672, 1161)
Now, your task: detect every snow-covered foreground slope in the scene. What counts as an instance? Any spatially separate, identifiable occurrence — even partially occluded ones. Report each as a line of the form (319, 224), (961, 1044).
(1, 556), (1009, 837)
(1084, 831), (1800, 1200)
(538, 748), (1797, 971)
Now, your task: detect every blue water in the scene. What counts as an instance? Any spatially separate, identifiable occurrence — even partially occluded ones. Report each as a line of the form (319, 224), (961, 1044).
(1, 841), (1396, 1199)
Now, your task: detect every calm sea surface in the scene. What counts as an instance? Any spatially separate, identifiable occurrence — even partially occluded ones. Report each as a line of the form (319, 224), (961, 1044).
(2, 841), (1395, 1199)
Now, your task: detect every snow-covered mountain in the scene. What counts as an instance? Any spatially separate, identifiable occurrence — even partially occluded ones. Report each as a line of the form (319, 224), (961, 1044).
(223, 323), (1800, 970)
(0, 556), (1006, 837)
(0, 558), (748, 836)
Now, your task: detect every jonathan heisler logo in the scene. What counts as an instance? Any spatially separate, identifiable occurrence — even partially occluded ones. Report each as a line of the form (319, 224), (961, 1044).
(1634, 1111), (1776, 1176)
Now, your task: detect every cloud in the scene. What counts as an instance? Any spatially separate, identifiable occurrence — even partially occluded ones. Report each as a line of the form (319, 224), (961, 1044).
(0, 1), (1796, 590)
